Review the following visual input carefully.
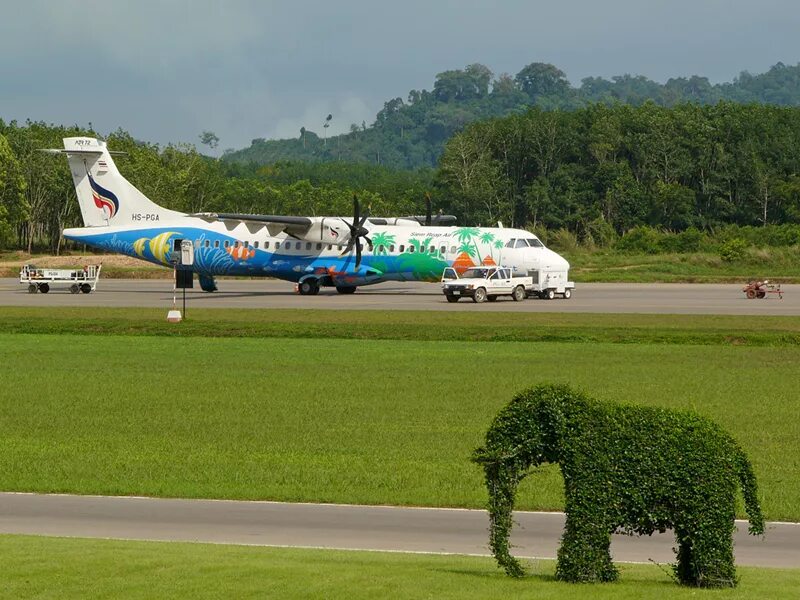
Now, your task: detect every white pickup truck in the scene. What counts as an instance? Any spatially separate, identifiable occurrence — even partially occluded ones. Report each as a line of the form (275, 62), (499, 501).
(441, 265), (574, 303)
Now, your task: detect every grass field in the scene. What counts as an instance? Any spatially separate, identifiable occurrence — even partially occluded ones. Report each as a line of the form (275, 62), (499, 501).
(1, 535), (797, 599)
(2, 306), (800, 346)
(1, 315), (798, 519)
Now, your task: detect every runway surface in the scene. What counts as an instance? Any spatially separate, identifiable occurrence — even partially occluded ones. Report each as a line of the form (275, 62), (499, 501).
(1, 278), (798, 314)
(0, 493), (796, 568)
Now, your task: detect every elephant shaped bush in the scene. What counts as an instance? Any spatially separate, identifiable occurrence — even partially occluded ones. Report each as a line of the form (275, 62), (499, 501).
(473, 384), (764, 588)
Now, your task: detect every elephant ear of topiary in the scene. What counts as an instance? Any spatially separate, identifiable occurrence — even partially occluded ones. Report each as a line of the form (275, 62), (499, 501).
(473, 383), (765, 588)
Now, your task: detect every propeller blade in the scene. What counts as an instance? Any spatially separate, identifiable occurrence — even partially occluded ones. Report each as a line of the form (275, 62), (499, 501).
(355, 239), (362, 269)
(352, 194), (360, 228)
(425, 193), (432, 226)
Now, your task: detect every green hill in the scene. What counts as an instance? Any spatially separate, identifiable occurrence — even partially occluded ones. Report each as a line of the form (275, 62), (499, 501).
(224, 61), (800, 170)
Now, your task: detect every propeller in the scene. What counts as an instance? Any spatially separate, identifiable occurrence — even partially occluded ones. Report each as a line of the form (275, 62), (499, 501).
(340, 195), (372, 269)
(424, 192), (446, 226)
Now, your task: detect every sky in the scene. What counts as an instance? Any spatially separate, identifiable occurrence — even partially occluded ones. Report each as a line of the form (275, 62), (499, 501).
(2, 0), (799, 154)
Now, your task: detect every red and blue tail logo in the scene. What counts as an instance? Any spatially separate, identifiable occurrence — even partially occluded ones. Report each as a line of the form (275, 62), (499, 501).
(88, 172), (119, 219)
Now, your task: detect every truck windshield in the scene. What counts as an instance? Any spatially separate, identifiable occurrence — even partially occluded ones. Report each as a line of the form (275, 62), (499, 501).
(460, 268), (490, 279)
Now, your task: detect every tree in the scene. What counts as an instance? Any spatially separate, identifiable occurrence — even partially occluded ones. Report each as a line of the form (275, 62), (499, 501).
(0, 133), (26, 248)
(199, 130), (219, 150)
(514, 62), (570, 101)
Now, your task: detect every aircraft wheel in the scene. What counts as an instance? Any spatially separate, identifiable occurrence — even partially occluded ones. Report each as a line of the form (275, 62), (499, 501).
(28, 284), (38, 294)
(512, 285), (526, 302)
(39, 283), (50, 294)
(336, 286), (357, 294)
(298, 279), (319, 296)
(472, 287), (487, 303)
(70, 284), (80, 294)
(563, 289), (572, 299)
(81, 284), (92, 294)
(445, 294), (460, 303)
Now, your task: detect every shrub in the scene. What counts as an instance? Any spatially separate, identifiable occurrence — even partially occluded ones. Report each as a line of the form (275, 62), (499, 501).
(719, 238), (748, 262)
(616, 226), (662, 254)
(584, 217), (617, 248)
(473, 383), (764, 588)
(549, 228), (578, 252)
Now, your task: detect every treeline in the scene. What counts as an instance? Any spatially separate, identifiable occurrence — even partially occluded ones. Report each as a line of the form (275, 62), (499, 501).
(227, 61), (800, 170)
(436, 102), (800, 236)
(0, 120), (430, 253)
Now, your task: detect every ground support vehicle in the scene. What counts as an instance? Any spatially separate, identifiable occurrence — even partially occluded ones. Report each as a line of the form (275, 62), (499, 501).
(441, 266), (535, 303)
(20, 264), (102, 294)
(742, 280), (783, 300)
(525, 268), (575, 300)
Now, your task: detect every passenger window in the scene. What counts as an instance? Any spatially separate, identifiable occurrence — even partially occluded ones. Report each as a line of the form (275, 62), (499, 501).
(265, 241), (270, 249)
(399, 245), (405, 253)
(419, 246), (425, 253)
(390, 245), (395, 252)
(378, 245), (384, 253)
(254, 241), (259, 249)
(490, 271), (500, 280)
(306, 242), (312, 250)
(275, 242), (280, 250)
(328, 245), (333, 250)
(515, 239), (528, 248)
(429, 246), (435, 254)
(505, 239), (516, 248)
(204, 240), (210, 248)
(234, 241), (240, 248)
(440, 245), (446, 254)
(296, 242), (301, 250)
(409, 246), (415, 253)
(214, 240), (219, 248)
(316, 243), (322, 250)
(450, 246), (456, 253)
(224, 241), (230, 249)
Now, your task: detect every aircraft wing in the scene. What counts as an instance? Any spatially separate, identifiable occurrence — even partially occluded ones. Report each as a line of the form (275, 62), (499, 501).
(191, 213), (314, 236)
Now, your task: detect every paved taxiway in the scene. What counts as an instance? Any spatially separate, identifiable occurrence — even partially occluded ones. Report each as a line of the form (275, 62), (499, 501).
(1, 278), (798, 314)
(0, 493), (796, 568)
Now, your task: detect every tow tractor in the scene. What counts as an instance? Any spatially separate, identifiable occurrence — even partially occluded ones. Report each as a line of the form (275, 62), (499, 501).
(20, 264), (102, 294)
(441, 265), (574, 303)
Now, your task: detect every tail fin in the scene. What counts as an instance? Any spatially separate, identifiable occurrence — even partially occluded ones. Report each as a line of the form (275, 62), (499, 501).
(737, 447), (765, 535)
(57, 137), (184, 227)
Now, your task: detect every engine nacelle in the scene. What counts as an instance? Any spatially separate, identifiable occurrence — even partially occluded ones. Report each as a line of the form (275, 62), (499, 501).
(301, 217), (352, 246)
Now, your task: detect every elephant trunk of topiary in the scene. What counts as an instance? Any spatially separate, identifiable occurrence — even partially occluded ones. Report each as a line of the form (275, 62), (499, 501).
(474, 450), (525, 578)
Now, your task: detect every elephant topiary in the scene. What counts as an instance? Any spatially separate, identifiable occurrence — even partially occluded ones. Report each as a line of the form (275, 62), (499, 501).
(472, 383), (764, 588)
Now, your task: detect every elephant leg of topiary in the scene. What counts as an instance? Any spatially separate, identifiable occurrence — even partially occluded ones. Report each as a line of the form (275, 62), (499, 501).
(556, 514), (618, 583)
(674, 512), (737, 587)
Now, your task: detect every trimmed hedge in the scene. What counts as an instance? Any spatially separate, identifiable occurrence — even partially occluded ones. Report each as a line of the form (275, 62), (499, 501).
(473, 384), (764, 588)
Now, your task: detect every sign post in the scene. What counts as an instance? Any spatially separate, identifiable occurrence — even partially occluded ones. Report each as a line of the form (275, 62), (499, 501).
(167, 239), (194, 323)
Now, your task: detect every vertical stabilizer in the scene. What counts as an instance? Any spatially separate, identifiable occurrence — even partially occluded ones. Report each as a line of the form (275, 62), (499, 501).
(62, 137), (184, 227)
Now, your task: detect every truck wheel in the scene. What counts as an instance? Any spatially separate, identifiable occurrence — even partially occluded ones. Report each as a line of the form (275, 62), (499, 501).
(512, 285), (525, 302)
(545, 289), (555, 300)
(80, 284), (92, 294)
(70, 284), (80, 294)
(28, 284), (38, 294)
(473, 287), (487, 303)
(445, 294), (460, 303)
(39, 283), (50, 294)
(563, 289), (572, 299)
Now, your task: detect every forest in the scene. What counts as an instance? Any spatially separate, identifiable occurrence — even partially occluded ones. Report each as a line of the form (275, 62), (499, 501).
(227, 61), (800, 170)
(2, 64), (800, 255)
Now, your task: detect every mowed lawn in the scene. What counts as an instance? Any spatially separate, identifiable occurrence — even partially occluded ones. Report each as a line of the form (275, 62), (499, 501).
(0, 333), (797, 520)
(1, 535), (798, 600)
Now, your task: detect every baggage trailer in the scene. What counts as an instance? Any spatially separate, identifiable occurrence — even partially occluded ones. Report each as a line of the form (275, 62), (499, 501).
(20, 264), (102, 294)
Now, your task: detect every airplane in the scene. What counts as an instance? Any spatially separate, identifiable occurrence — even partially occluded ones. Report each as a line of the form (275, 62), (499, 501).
(46, 136), (571, 295)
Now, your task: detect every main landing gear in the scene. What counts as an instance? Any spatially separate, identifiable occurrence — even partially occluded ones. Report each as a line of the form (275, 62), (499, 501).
(298, 279), (321, 296)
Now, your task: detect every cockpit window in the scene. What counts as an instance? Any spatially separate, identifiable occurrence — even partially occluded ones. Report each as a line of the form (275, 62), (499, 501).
(505, 239), (516, 248)
(526, 238), (544, 248)
(514, 239), (529, 248)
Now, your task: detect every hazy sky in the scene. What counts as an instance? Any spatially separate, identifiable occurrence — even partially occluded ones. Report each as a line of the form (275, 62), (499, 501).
(2, 0), (798, 153)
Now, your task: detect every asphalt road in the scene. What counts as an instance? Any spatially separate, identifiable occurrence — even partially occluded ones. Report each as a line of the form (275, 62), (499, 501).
(0, 493), (796, 568)
(1, 278), (798, 315)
